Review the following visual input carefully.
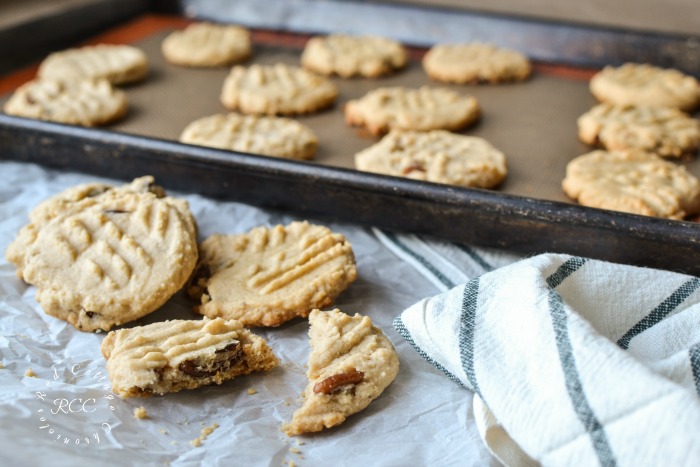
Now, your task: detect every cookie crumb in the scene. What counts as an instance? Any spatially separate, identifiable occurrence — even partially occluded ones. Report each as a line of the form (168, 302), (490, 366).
(0, 363), (5, 369)
(158, 428), (169, 435)
(289, 447), (301, 454)
(133, 406), (149, 419)
(25, 368), (37, 377)
(190, 422), (219, 447)
(247, 388), (257, 395)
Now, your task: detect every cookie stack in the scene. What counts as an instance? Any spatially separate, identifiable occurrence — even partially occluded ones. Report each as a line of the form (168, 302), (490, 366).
(565, 63), (700, 219)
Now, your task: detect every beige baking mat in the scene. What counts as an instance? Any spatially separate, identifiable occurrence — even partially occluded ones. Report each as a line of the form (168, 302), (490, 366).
(4, 29), (700, 205)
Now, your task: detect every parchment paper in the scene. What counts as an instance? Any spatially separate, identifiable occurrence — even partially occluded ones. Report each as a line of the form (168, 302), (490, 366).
(0, 161), (495, 467)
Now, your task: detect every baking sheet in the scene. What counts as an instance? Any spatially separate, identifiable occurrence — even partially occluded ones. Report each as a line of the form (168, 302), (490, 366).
(6, 22), (695, 206)
(0, 160), (494, 466)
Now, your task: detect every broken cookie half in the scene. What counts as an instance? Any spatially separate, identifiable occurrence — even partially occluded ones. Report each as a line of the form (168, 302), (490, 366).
(284, 308), (399, 435)
(101, 318), (279, 398)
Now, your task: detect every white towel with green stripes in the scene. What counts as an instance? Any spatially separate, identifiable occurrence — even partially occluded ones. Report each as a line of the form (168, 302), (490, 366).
(377, 231), (700, 466)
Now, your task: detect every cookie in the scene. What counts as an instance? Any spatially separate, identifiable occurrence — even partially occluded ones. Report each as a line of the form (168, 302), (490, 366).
(3, 78), (128, 127)
(220, 63), (338, 115)
(179, 113), (318, 160)
(14, 187), (198, 332)
(422, 42), (531, 84)
(344, 86), (480, 135)
(577, 103), (700, 158)
(301, 34), (407, 78)
(38, 44), (148, 85)
(6, 176), (169, 278)
(162, 22), (251, 68)
(187, 221), (357, 327)
(101, 318), (279, 398)
(562, 149), (700, 219)
(589, 63), (700, 112)
(283, 309), (399, 435)
(355, 129), (507, 188)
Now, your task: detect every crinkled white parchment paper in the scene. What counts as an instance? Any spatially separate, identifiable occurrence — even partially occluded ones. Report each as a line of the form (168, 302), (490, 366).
(0, 161), (493, 467)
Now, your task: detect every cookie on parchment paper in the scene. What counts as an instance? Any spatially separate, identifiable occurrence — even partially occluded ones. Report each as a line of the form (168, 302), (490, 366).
(3, 78), (127, 127)
(301, 34), (407, 78)
(562, 149), (700, 219)
(6, 176), (171, 278)
(187, 221), (357, 328)
(283, 308), (399, 436)
(180, 112), (318, 160)
(589, 63), (700, 112)
(422, 42), (532, 84)
(37, 44), (148, 85)
(344, 86), (480, 135)
(220, 63), (338, 115)
(162, 22), (251, 67)
(7, 178), (198, 332)
(577, 103), (700, 158)
(355, 129), (507, 188)
(101, 318), (279, 398)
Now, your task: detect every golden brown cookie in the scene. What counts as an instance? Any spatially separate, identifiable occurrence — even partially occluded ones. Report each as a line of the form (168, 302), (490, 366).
(422, 42), (532, 84)
(3, 78), (128, 127)
(179, 113), (318, 160)
(283, 308), (399, 435)
(9, 181), (198, 332)
(37, 44), (148, 85)
(354, 129), (507, 188)
(220, 63), (338, 115)
(562, 149), (700, 219)
(301, 34), (407, 78)
(187, 221), (357, 327)
(161, 22), (251, 67)
(589, 63), (700, 112)
(344, 86), (480, 135)
(577, 103), (700, 158)
(101, 318), (279, 398)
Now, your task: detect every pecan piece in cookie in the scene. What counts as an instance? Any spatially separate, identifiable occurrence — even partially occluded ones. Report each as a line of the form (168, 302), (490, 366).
(313, 369), (365, 395)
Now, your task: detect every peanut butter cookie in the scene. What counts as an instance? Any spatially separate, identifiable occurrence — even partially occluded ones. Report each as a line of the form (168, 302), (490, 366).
(577, 103), (700, 158)
(422, 42), (531, 84)
(344, 86), (480, 135)
(562, 149), (700, 219)
(162, 22), (251, 67)
(101, 318), (279, 398)
(3, 78), (127, 127)
(220, 64), (338, 115)
(9, 181), (198, 332)
(180, 112), (318, 160)
(38, 44), (148, 85)
(590, 63), (700, 112)
(301, 34), (407, 78)
(283, 309), (399, 435)
(355, 129), (507, 188)
(188, 221), (357, 327)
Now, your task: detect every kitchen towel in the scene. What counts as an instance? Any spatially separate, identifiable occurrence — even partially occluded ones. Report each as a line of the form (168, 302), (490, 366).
(376, 229), (700, 466)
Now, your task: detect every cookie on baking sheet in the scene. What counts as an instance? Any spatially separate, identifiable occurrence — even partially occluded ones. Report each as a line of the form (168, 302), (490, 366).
(589, 63), (700, 112)
(283, 308), (399, 436)
(577, 103), (700, 158)
(344, 86), (480, 135)
(187, 221), (357, 327)
(162, 22), (251, 67)
(13, 186), (198, 332)
(38, 44), (148, 85)
(422, 42), (531, 84)
(101, 318), (279, 398)
(301, 34), (407, 78)
(355, 129), (507, 188)
(562, 149), (700, 219)
(220, 63), (338, 115)
(6, 176), (171, 278)
(3, 78), (127, 127)
(179, 113), (318, 160)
